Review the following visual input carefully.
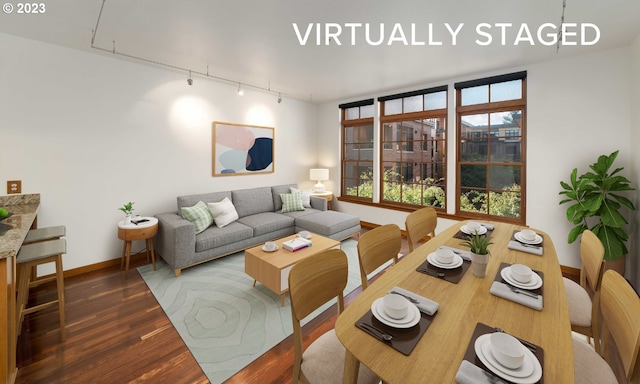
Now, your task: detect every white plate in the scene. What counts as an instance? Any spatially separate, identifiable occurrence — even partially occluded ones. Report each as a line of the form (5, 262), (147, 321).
(514, 232), (543, 245)
(371, 298), (421, 328)
(427, 253), (463, 269)
(461, 225), (487, 235)
(474, 334), (542, 383)
(501, 267), (543, 290)
(262, 245), (278, 252)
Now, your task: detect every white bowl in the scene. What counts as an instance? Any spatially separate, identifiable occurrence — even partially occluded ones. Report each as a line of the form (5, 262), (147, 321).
(382, 293), (409, 319)
(435, 248), (455, 264)
(264, 241), (277, 251)
(520, 229), (536, 241)
(298, 230), (310, 239)
(490, 332), (525, 369)
(510, 264), (533, 283)
(466, 221), (482, 233)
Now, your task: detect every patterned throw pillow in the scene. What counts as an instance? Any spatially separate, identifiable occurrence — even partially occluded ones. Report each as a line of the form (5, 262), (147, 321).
(280, 191), (305, 213)
(290, 187), (312, 208)
(181, 200), (214, 234)
(207, 197), (239, 228)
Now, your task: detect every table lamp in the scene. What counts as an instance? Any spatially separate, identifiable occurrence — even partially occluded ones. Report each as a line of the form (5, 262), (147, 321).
(310, 168), (329, 193)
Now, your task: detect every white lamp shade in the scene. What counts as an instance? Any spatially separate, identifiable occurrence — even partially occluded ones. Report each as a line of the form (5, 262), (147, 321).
(310, 168), (329, 192)
(309, 168), (329, 181)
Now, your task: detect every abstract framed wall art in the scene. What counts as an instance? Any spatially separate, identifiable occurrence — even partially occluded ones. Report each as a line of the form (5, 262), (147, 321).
(212, 121), (274, 176)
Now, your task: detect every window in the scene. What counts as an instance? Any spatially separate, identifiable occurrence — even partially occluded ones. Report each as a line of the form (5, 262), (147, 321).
(341, 99), (374, 200)
(379, 86), (447, 208)
(455, 71), (526, 223)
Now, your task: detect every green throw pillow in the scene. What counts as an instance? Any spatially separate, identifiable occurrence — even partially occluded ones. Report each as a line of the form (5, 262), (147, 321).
(181, 200), (214, 234)
(280, 191), (305, 213)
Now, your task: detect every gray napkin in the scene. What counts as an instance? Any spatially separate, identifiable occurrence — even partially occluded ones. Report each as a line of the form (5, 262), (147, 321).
(490, 281), (543, 311)
(389, 286), (439, 315)
(508, 240), (543, 256)
(480, 222), (495, 230)
(438, 246), (471, 262)
(456, 360), (508, 384)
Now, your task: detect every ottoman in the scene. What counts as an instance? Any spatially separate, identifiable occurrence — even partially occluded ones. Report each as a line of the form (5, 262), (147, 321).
(295, 210), (361, 241)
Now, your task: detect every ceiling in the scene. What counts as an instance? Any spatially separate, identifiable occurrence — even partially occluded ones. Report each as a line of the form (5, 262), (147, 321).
(1, 0), (639, 103)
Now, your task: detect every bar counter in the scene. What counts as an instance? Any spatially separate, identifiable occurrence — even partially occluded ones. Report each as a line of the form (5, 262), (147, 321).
(0, 193), (40, 384)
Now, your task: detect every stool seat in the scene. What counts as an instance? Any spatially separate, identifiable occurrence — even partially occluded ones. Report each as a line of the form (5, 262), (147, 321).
(23, 225), (66, 244)
(17, 238), (66, 263)
(16, 238), (67, 340)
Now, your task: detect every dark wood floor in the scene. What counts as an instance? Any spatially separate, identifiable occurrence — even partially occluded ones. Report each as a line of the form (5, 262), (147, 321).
(15, 232), (582, 384)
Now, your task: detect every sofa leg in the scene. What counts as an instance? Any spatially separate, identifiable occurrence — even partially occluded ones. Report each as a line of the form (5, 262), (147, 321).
(174, 268), (181, 277)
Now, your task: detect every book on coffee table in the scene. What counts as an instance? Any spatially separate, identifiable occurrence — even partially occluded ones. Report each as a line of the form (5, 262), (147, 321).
(282, 237), (312, 252)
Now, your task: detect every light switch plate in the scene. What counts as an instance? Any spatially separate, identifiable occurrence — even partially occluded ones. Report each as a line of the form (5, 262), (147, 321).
(7, 180), (21, 194)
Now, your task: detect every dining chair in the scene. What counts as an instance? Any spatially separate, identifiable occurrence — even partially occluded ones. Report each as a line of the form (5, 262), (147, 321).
(405, 207), (437, 252)
(357, 224), (401, 290)
(562, 229), (605, 352)
(599, 269), (640, 383)
(288, 249), (379, 384)
(572, 336), (617, 384)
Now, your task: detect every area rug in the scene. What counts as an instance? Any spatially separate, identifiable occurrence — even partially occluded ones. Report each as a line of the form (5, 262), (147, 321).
(137, 239), (382, 384)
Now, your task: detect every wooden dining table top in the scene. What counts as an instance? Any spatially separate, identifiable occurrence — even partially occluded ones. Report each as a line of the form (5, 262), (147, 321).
(335, 220), (574, 384)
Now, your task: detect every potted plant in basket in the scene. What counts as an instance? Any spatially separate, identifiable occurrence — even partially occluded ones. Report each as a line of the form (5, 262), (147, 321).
(559, 150), (635, 274)
(118, 202), (135, 224)
(460, 231), (493, 277)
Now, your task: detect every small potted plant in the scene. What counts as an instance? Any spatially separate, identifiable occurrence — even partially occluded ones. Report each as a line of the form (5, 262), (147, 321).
(460, 231), (493, 277)
(118, 202), (135, 224)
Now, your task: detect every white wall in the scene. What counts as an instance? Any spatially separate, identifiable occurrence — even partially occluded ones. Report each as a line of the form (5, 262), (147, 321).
(0, 33), (319, 272)
(318, 46), (634, 269)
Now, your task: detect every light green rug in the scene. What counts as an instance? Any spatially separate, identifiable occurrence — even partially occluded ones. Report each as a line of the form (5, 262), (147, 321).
(138, 239), (378, 384)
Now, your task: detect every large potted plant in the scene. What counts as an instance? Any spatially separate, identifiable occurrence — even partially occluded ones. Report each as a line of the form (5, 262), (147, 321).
(460, 232), (493, 277)
(559, 150), (635, 273)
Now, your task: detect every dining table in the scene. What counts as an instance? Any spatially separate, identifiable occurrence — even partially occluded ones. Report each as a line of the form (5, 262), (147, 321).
(335, 220), (574, 384)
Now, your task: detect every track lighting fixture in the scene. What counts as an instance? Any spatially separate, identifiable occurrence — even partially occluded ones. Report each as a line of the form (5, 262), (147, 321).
(237, 83), (244, 96)
(277, 93), (282, 104)
(187, 70), (193, 86)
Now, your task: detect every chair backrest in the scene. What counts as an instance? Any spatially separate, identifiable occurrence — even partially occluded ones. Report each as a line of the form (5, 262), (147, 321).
(580, 230), (605, 296)
(288, 249), (348, 383)
(405, 207), (437, 252)
(357, 224), (401, 290)
(600, 269), (640, 381)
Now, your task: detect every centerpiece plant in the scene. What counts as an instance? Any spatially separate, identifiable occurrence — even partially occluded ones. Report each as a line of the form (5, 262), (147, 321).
(460, 231), (493, 277)
(559, 150), (635, 263)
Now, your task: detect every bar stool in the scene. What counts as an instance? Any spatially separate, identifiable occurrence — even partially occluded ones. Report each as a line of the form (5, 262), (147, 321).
(23, 225), (66, 244)
(16, 238), (67, 340)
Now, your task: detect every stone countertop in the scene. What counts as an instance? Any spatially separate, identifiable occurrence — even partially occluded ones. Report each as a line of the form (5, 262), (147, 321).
(0, 194), (40, 259)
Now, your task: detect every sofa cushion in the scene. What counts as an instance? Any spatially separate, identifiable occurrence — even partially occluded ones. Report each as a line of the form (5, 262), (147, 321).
(237, 212), (295, 236)
(232, 187), (274, 218)
(280, 191), (305, 213)
(181, 201), (214, 234)
(295, 211), (360, 237)
(207, 197), (239, 228)
(195, 221), (254, 252)
(178, 191), (231, 211)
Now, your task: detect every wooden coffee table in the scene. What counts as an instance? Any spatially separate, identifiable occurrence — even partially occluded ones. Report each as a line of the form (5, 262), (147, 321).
(245, 233), (340, 306)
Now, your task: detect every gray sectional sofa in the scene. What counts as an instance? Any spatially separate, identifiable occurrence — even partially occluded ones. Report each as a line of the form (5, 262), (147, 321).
(154, 184), (361, 276)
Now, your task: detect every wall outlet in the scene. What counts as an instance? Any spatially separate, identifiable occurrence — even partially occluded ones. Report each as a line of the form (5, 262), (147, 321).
(7, 180), (21, 194)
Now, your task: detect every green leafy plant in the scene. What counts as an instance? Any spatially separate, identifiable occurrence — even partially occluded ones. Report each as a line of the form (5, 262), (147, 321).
(559, 150), (635, 260)
(118, 202), (135, 215)
(460, 231), (493, 255)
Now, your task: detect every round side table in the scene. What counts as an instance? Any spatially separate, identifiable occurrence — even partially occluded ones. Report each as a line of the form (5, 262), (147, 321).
(311, 191), (334, 210)
(117, 216), (158, 278)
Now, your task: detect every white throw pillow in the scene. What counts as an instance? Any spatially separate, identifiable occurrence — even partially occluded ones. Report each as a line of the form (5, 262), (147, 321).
(290, 187), (312, 208)
(207, 197), (239, 228)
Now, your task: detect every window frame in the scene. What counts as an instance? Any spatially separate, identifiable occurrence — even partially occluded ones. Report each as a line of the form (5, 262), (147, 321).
(340, 99), (375, 202)
(455, 72), (527, 224)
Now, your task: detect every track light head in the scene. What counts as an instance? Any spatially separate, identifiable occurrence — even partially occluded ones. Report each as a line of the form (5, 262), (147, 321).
(277, 93), (282, 103)
(187, 70), (193, 86)
(237, 83), (244, 96)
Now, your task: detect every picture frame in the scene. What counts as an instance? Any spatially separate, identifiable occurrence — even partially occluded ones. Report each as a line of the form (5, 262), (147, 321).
(212, 121), (275, 176)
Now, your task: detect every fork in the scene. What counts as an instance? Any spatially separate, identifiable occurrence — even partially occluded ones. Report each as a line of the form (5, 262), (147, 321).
(359, 323), (393, 341)
(508, 286), (540, 300)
